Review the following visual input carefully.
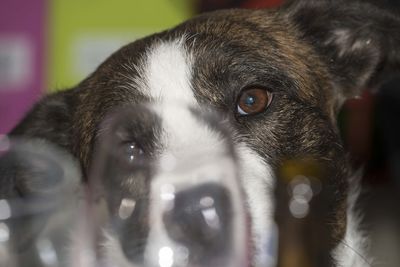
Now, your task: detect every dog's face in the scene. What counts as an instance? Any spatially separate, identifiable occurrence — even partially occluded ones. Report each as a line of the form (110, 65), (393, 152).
(76, 8), (349, 266)
(3, 1), (400, 267)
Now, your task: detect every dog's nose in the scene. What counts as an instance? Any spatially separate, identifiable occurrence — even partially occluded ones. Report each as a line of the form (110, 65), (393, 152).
(162, 183), (232, 258)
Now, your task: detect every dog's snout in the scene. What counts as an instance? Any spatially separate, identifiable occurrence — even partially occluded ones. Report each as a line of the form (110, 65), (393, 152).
(162, 183), (232, 253)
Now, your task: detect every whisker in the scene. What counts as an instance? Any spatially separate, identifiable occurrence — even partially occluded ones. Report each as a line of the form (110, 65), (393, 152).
(337, 239), (372, 267)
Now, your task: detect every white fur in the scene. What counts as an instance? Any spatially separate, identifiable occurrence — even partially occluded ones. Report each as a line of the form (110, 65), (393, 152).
(236, 144), (276, 267)
(141, 38), (227, 165)
(333, 176), (372, 267)
(142, 37), (195, 104)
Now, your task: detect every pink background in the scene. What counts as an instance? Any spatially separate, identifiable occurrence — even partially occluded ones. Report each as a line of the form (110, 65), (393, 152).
(0, 0), (47, 134)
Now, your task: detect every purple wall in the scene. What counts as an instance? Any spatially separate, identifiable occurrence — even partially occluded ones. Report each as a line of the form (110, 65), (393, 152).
(0, 0), (47, 134)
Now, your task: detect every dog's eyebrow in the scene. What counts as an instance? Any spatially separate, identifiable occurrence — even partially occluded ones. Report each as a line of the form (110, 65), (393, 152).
(189, 46), (300, 102)
(233, 62), (299, 92)
(184, 18), (329, 105)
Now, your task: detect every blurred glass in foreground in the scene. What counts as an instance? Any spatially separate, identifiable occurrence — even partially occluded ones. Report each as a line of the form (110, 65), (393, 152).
(0, 103), (250, 267)
(0, 135), (82, 267)
(1, 90), (400, 266)
(89, 104), (250, 267)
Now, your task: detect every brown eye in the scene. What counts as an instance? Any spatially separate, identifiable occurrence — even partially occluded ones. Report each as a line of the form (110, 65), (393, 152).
(237, 87), (273, 116)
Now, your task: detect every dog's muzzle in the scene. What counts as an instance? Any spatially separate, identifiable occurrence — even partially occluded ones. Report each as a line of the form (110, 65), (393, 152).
(99, 104), (251, 267)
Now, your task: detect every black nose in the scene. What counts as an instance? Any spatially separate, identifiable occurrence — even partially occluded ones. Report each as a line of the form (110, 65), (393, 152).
(162, 183), (233, 261)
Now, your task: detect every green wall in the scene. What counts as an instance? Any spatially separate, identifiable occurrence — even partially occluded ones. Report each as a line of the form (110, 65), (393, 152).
(49, 0), (193, 90)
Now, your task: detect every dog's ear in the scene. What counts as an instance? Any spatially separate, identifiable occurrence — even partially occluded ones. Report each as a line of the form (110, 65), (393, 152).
(1, 89), (78, 200)
(285, 0), (400, 103)
(0, 90), (81, 253)
(10, 89), (77, 150)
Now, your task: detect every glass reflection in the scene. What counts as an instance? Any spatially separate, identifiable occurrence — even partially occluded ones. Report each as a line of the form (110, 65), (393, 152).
(119, 198), (137, 220)
(36, 239), (58, 266)
(7, 98), (400, 267)
(0, 199), (11, 220)
(89, 103), (249, 267)
(0, 137), (82, 267)
(0, 223), (10, 243)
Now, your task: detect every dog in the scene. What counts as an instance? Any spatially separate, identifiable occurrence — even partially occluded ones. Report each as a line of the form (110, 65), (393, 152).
(1, 0), (400, 266)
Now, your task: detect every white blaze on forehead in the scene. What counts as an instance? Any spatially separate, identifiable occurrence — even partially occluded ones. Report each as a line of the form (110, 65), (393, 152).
(143, 37), (196, 104)
(141, 38), (226, 161)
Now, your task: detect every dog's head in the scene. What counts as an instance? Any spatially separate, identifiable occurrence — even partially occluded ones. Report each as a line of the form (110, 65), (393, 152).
(3, 1), (400, 266)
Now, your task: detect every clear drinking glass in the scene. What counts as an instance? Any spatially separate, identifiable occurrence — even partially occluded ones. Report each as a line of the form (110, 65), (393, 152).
(0, 135), (83, 267)
(0, 103), (251, 267)
(89, 103), (250, 267)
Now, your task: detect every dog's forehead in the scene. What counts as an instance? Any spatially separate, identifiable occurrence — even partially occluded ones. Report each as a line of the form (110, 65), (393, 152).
(77, 9), (335, 166)
(136, 38), (195, 103)
(97, 9), (330, 107)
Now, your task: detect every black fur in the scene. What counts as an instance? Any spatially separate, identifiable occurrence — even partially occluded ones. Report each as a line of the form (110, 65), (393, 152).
(286, 0), (400, 98)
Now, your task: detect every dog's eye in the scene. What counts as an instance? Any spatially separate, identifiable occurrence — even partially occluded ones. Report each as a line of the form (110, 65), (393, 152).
(122, 142), (145, 164)
(236, 87), (273, 116)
